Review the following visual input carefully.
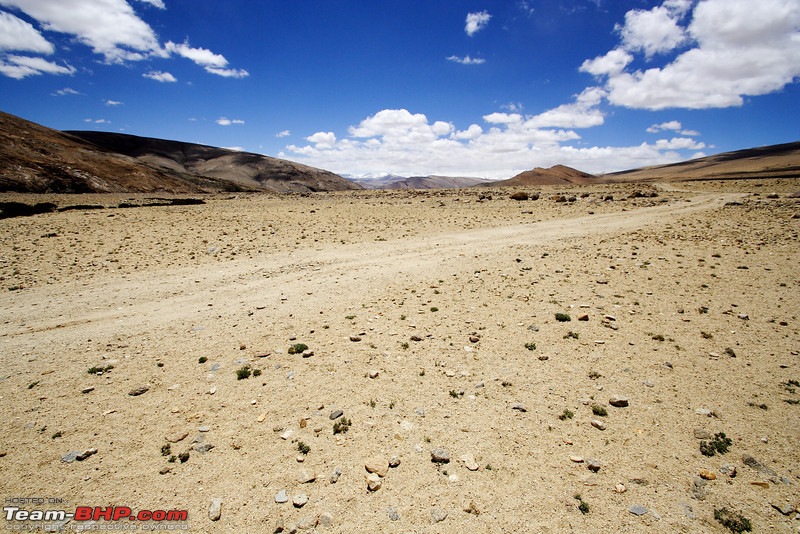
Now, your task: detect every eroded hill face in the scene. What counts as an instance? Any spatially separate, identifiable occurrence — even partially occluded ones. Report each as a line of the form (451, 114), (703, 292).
(0, 111), (360, 193)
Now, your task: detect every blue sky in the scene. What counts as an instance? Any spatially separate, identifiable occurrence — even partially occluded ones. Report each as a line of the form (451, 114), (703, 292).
(1, 0), (799, 179)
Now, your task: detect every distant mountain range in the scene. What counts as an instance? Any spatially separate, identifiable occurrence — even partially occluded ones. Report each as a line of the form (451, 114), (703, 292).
(0, 111), (359, 194)
(1, 110), (797, 194)
(350, 174), (493, 189)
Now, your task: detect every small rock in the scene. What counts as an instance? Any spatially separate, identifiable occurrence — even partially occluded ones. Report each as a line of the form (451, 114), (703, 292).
(349, 335), (361, 342)
(629, 505), (648, 516)
(615, 483), (626, 493)
(695, 408), (712, 416)
(387, 507), (400, 521)
(410, 335), (422, 342)
(292, 494), (308, 508)
(587, 460), (601, 473)
(578, 314), (589, 321)
(604, 315), (616, 321)
(198, 425), (211, 432)
(537, 355), (549, 361)
(511, 402), (528, 412)
(771, 502), (796, 516)
(365, 458), (389, 477)
(693, 428), (712, 440)
(296, 514), (318, 530)
(692, 477), (707, 500)
(461, 453), (479, 471)
(275, 489), (289, 503)
(389, 456), (401, 468)
(431, 509), (448, 523)
(208, 498), (222, 521)
(280, 429), (294, 440)
(368, 370), (379, 379)
(330, 467), (342, 484)
(318, 512), (333, 527)
(742, 454), (777, 477)
(469, 335), (480, 343)
(128, 386), (149, 396)
(194, 443), (215, 453)
(298, 469), (317, 483)
(81, 386), (95, 394)
(609, 395), (629, 407)
(366, 473), (382, 491)
(698, 469), (716, 480)
(591, 419), (606, 431)
(431, 448), (451, 463)
(159, 466), (171, 475)
(737, 313), (749, 320)
(570, 456), (584, 463)
(166, 431), (188, 443)
(415, 407), (426, 417)
(329, 409), (343, 420)
(301, 349), (314, 358)
(719, 464), (737, 477)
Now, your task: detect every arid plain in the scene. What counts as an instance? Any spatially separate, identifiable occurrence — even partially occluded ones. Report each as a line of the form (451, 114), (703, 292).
(1, 180), (798, 532)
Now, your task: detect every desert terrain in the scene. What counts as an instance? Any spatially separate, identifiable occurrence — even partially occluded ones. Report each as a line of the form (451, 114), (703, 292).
(0, 180), (798, 532)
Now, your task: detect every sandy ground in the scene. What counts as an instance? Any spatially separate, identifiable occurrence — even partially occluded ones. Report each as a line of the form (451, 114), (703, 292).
(1, 181), (798, 533)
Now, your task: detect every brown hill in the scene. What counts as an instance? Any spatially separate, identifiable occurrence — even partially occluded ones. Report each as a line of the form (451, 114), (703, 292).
(489, 165), (596, 187)
(68, 130), (360, 193)
(0, 111), (359, 193)
(602, 141), (800, 182)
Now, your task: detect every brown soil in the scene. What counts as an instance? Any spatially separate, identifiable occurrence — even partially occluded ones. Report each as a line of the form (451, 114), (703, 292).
(1, 181), (798, 532)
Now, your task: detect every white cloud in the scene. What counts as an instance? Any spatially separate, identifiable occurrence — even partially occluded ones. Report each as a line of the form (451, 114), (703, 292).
(447, 55), (485, 65)
(646, 120), (699, 136)
(216, 117), (245, 126)
(465, 11), (491, 36)
(0, 10), (53, 53)
(104, 99), (123, 106)
(143, 70), (176, 82)
(0, 54), (74, 78)
(582, 0), (800, 110)
(0, 1), (248, 78)
(276, 130), (291, 138)
(616, 4), (688, 58)
(284, 106), (705, 178)
(52, 87), (81, 96)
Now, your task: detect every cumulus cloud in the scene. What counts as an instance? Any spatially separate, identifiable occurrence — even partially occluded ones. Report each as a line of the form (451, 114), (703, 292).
(143, 70), (176, 82)
(0, 1), (248, 79)
(465, 11), (491, 36)
(216, 117), (245, 126)
(647, 120), (699, 136)
(446, 55), (485, 65)
(285, 102), (701, 178)
(276, 130), (291, 138)
(52, 87), (81, 96)
(581, 0), (800, 110)
(0, 10), (53, 53)
(104, 99), (123, 106)
(0, 54), (75, 78)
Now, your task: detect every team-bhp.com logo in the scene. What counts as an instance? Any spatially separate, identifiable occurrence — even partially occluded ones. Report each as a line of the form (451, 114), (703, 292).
(4, 504), (189, 531)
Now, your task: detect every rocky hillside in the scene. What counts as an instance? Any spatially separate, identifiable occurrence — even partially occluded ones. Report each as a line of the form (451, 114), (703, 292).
(489, 165), (597, 187)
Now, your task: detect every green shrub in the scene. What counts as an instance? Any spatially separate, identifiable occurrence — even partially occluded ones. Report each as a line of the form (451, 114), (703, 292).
(288, 343), (308, 354)
(714, 508), (752, 532)
(236, 365), (252, 380)
(555, 313), (571, 322)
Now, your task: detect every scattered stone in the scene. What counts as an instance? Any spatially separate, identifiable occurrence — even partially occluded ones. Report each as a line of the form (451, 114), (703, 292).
(698, 469), (716, 480)
(280, 429), (293, 440)
(469, 335), (480, 343)
(301, 349), (314, 358)
(587, 460), (601, 473)
(366, 473), (382, 491)
(330, 467), (342, 484)
(615, 483), (626, 493)
(629, 505), (648, 516)
(298, 469), (317, 483)
(750, 481), (769, 488)
(389, 455), (401, 468)
(431, 509), (448, 523)
(258, 413), (267, 423)
(128, 386), (149, 396)
(609, 395), (629, 407)
(159, 466), (171, 475)
(537, 355), (549, 361)
(166, 431), (188, 443)
(692, 476), (707, 500)
(368, 370), (379, 379)
(719, 464), (737, 477)
(318, 512), (333, 527)
(81, 386), (95, 394)
(737, 313), (750, 320)
(410, 335), (422, 342)
(461, 453), (479, 471)
(431, 448), (451, 464)
(292, 494), (308, 508)
(570, 456), (584, 463)
(695, 408), (712, 417)
(591, 419), (606, 431)
(511, 402), (528, 412)
(415, 407), (426, 417)
(329, 409), (343, 420)
(296, 514), (318, 530)
(365, 458), (389, 477)
(61, 448), (97, 463)
(208, 498), (222, 521)
(604, 315), (616, 322)
(198, 425), (211, 432)
(742, 454), (777, 477)
(194, 443), (215, 453)
(275, 490), (288, 504)
(578, 314), (589, 321)
(387, 507), (400, 521)
(350, 336), (361, 342)
(771, 502), (796, 516)
(693, 429), (712, 440)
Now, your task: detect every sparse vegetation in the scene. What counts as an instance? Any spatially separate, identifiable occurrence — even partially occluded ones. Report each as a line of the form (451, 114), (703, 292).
(564, 331), (579, 339)
(252, 368), (262, 377)
(333, 417), (352, 435)
(651, 334), (665, 341)
(430, 307), (439, 312)
(558, 409), (574, 421)
(591, 404), (608, 417)
(747, 402), (768, 410)
(714, 507), (752, 532)
(288, 343), (308, 354)
(297, 441), (310, 455)
(700, 432), (732, 457)
(87, 364), (114, 374)
(524, 342), (537, 351)
(555, 313), (571, 322)
(449, 390), (464, 398)
(178, 452), (189, 463)
(198, 356), (208, 364)
(161, 443), (171, 456)
(574, 494), (590, 515)
(236, 365), (252, 380)
(588, 371), (602, 379)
